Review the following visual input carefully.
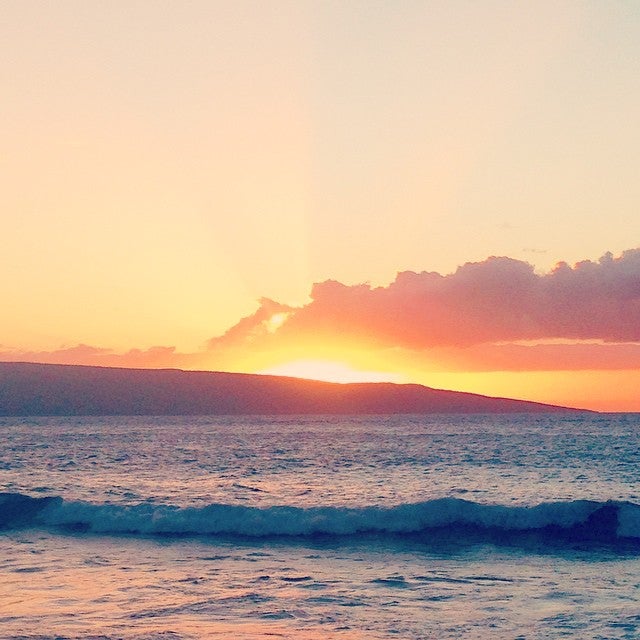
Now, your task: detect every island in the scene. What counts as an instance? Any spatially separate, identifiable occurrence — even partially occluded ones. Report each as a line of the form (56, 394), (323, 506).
(0, 362), (587, 416)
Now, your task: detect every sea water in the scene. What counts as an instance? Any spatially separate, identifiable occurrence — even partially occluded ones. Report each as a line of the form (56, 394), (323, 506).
(1, 413), (639, 639)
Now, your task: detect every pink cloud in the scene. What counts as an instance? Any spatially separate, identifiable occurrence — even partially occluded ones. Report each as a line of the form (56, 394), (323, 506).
(428, 342), (640, 372)
(208, 298), (295, 349)
(2, 249), (639, 374)
(0, 344), (198, 370)
(260, 249), (640, 348)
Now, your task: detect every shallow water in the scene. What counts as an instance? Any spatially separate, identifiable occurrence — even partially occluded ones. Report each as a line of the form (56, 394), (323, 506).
(1, 414), (639, 638)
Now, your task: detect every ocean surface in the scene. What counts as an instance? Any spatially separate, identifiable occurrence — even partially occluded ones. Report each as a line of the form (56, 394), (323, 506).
(1, 413), (639, 639)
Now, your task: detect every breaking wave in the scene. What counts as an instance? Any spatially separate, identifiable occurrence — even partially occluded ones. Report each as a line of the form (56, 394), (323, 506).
(1, 492), (639, 543)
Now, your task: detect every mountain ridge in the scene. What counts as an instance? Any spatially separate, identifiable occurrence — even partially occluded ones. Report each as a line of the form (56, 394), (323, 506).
(0, 361), (589, 416)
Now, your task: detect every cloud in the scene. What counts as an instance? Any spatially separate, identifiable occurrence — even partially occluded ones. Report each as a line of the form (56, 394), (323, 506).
(208, 298), (295, 349)
(427, 342), (640, 372)
(3, 249), (639, 377)
(239, 248), (640, 348)
(0, 344), (198, 370)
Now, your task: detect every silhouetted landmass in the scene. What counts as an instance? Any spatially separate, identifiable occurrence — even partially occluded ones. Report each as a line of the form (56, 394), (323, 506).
(0, 362), (587, 416)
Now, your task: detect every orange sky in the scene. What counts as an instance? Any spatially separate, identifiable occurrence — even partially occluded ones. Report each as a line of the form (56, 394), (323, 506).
(2, 2), (640, 411)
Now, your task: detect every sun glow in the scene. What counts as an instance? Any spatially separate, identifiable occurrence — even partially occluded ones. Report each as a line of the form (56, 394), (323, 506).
(258, 359), (403, 384)
(264, 312), (290, 333)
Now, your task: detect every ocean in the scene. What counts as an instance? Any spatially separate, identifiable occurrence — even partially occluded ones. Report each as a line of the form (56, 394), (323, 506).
(1, 413), (639, 639)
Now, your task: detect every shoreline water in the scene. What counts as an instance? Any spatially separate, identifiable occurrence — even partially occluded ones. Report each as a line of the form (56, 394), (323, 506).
(2, 414), (639, 638)
(3, 527), (640, 640)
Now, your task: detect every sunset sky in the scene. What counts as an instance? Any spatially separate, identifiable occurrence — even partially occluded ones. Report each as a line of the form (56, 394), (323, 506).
(2, 1), (640, 411)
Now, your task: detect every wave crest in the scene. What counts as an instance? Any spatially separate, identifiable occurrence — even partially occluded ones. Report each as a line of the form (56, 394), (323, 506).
(1, 492), (639, 542)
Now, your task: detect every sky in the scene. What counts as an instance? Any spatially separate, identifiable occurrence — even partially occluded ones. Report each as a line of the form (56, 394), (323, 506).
(2, 1), (640, 411)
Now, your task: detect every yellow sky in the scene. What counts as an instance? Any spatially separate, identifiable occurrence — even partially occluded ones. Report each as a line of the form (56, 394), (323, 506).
(2, 2), (640, 410)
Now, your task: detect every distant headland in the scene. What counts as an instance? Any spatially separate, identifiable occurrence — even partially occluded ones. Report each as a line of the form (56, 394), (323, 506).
(0, 362), (588, 416)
